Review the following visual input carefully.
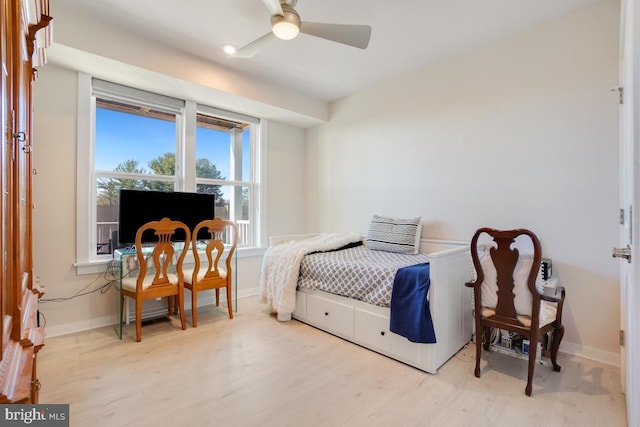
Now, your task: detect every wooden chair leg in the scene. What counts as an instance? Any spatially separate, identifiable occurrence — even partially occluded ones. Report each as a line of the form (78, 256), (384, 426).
(191, 287), (198, 328)
(135, 298), (143, 342)
(550, 326), (564, 372)
(215, 289), (220, 306)
(474, 335), (482, 378)
(482, 326), (491, 351)
(178, 289), (186, 331)
(226, 285), (233, 320)
(525, 337), (538, 397)
(474, 322), (482, 378)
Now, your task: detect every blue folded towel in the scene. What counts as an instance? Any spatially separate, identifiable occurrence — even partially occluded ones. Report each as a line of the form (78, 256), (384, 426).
(390, 263), (436, 343)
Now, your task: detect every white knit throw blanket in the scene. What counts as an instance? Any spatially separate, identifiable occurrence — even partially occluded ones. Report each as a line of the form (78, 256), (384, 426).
(260, 233), (363, 321)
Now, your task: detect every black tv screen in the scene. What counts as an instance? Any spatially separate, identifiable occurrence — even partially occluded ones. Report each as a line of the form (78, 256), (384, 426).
(118, 189), (216, 245)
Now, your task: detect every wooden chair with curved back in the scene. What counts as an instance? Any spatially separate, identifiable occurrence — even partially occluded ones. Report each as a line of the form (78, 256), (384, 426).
(465, 227), (566, 396)
(183, 218), (238, 327)
(121, 218), (190, 342)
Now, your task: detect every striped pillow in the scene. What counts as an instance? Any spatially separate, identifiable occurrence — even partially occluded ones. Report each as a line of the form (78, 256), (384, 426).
(366, 215), (422, 254)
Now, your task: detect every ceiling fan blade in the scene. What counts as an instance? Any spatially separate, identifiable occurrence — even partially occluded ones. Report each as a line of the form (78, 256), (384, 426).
(300, 22), (372, 49)
(228, 32), (276, 58)
(262, 0), (284, 16)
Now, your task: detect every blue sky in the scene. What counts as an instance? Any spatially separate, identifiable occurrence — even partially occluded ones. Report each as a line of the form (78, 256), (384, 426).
(95, 108), (249, 181)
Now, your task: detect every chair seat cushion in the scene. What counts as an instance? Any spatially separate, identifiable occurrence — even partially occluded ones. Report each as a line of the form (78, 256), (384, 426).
(481, 300), (557, 328)
(183, 268), (227, 283)
(121, 273), (179, 291)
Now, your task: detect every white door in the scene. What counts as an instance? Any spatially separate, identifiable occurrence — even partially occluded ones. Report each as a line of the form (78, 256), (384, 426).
(616, 1), (639, 426)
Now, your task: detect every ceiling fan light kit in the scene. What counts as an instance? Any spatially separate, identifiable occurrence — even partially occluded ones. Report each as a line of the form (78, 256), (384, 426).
(271, 3), (301, 40)
(226, 0), (372, 58)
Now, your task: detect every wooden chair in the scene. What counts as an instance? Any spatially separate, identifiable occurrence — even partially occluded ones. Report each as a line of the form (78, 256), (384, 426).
(465, 227), (566, 396)
(183, 218), (238, 327)
(121, 218), (190, 342)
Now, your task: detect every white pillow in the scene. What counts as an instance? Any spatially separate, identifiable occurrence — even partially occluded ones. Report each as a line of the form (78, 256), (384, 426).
(366, 214), (421, 254)
(479, 251), (542, 317)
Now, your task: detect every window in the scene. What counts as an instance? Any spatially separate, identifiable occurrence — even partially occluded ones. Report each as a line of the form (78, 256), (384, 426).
(195, 108), (253, 245)
(77, 75), (261, 270)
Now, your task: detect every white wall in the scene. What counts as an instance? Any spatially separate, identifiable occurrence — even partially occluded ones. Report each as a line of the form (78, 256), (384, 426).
(306, 0), (621, 363)
(32, 64), (307, 336)
(265, 122), (307, 236)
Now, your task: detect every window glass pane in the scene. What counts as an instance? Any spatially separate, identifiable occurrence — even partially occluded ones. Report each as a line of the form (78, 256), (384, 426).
(96, 205), (118, 255)
(196, 113), (251, 182)
(242, 129), (251, 182)
(95, 98), (176, 176)
(197, 184), (250, 246)
(196, 121), (230, 181)
(236, 185), (250, 246)
(197, 183), (227, 213)
(237, 186), (250, 220)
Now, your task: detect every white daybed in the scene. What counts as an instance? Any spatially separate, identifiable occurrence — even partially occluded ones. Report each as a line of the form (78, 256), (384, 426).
(267, 234), (474, 374)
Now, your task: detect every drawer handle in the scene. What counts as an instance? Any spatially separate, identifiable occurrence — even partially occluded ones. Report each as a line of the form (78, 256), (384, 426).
(380, 331), (385, 336)
(324, 312), (329, 316)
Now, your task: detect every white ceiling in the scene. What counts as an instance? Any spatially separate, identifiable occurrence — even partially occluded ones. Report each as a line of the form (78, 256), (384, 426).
(55, 0), (600, 103)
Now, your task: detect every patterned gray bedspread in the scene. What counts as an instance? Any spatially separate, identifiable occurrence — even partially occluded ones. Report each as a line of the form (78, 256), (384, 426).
(297, 246), (430, 307)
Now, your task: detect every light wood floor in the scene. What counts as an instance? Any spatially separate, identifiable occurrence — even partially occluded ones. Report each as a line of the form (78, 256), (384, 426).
(39, 296), (627, 427)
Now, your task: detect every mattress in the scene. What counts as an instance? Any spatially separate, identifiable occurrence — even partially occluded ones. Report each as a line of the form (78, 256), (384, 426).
(297, 246), (430, 307)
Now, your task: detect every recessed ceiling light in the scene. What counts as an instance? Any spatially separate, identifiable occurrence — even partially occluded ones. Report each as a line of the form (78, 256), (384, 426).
(223, 45), (237, 55)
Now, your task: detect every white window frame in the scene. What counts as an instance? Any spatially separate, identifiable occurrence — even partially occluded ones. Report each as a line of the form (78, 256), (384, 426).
(195, 104), (260, 244)
(75, 74), (264, 274)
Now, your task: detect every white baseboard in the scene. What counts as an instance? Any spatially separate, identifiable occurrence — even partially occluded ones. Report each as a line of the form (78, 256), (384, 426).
(45, 313), (118, 338)
(559, 340), (620, 367)
(45, 287), (262, 338)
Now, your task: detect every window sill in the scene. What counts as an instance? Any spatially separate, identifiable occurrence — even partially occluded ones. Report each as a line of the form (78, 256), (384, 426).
(74, 246), (268, 275)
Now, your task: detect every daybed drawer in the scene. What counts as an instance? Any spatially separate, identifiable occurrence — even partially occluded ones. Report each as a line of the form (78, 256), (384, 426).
(306, 294), (354, 338)
(354, 309), (421, 364)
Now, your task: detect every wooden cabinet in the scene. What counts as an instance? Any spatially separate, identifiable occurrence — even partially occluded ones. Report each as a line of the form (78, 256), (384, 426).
(0, 0), (51, 403)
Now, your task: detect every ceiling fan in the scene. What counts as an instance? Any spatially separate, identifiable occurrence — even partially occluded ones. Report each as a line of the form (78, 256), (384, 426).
(227, 0), (372, 58)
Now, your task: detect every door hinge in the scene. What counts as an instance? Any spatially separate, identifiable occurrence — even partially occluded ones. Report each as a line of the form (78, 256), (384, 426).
(612, 86), (624, 104)
(620, 329), (625, 346)
(620, 208), (625, 225)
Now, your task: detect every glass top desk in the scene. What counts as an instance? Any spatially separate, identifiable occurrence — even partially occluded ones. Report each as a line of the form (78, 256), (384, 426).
(114, 245), (237, 339)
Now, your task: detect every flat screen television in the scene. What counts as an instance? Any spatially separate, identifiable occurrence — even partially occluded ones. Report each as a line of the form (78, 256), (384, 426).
(117, 189), (216, 246)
